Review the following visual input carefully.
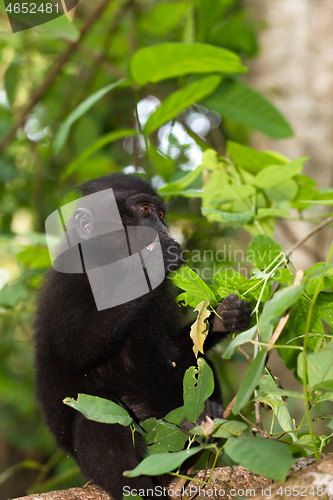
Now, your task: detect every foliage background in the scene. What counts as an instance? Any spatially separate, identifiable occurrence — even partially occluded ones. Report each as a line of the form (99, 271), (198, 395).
(0, 0), (332, 498)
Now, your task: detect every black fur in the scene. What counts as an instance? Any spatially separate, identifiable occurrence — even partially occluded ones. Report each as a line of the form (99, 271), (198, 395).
(34, 173), (251, 499)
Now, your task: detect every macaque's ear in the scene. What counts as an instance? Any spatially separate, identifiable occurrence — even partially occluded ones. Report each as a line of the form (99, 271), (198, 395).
(73, 208), (93, 239)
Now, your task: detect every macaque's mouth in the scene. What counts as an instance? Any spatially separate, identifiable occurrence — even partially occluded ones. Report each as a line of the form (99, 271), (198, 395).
(145, 241), (158, 251)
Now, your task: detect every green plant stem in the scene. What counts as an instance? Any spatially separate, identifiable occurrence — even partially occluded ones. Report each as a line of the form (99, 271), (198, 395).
(251, 340), (303, 351)
(169, 442), (225, 486)
(133, 88), (154, 176)
(243, 253), (286, 298)
(249, 256), (287, 316)
(168, 472), (208, 485)
(302, 239), (333, 461)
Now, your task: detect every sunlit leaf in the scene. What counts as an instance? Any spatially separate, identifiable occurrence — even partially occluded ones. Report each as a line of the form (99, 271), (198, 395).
(227, 141), (289, 174)
(169, 265), (216, 305)
(252, 158), (307, 189)
(130, 43), (246, 86)
(190, 300), (211, 357)
(145, 75), (221, 134)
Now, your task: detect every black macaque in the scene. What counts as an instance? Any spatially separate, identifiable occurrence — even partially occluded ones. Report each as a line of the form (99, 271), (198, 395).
(34, 173), (251, 500)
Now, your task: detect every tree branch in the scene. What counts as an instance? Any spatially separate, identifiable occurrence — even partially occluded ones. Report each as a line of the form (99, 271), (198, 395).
(287, 216), (333, 257)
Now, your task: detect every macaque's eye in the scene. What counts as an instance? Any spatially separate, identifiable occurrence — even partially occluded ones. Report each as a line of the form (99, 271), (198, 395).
(158, 211), (164, 219)
(141, 205), (150, 213)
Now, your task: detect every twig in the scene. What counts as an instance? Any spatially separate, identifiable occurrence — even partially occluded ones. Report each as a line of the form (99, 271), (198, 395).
(253, 390), (264, 436)
(0, 0), (114, 154)
(237, 345), (252, 362)
(222, 396), (236, 419)
(238, 414), (314, 451)
(287, 216), (333, 256)
(239, 413), (269, 438)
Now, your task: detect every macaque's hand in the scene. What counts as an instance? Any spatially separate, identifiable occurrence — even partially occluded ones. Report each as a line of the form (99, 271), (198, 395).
(211, 293), (252, 333)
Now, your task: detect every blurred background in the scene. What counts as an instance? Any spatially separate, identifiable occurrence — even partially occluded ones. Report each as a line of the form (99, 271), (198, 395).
(0, 0), (333, 497)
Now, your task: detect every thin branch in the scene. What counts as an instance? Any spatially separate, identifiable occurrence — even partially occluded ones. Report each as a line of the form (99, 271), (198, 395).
(222, 395), (236, 419)
(287, 216), (333, 256)
(0, 0), (114, 154)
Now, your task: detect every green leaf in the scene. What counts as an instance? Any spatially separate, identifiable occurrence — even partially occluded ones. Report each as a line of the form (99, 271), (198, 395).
(54, 78), (130, 154)
(212, 269), (270, 302)
(169, 265), (216, 305)
(206, 184), (256, 205)
(233, 348), (267, 415)
(63, 394), (132, 426)
(256, 208), (290, 219)
(316, 292), (333, 328)
(292, 174), (318, 209)
(223, 326), (258, 360)
(159, 164), (205, 195)
(0, 282), (28, 308)
(141, 418), (158, 445)
(130, 43), (247, 86)
(148, 143), (175, 182)
(153, 422), (188, 451)
(247, 235), (283, 271)
(252, 158), (307, 189)
(4, 62), (20, 106)
(124, 445), (213, 477)
(265, 179), (298, 203)
(257, 387), (304, 399)
(145, 75), (221, 134)
(303, 200), (333, 206)
(297, 342), (333, 389)
(140, 2), (187, 35)
(203, 81), (293, 139)
(60, 129), (137, 181)
(272, 268), (294, 286)
(225, 437), (294, 481)
(147, 444), (169, 455)
(201, 207), (254, 226)
(304, 264), (333, 281)
(212, 420), (247, 438)
(313, 380), (333, 392)
(259, 286), (305, 342)
(257, 374), (297, 441)
(278, 296), (325, 372)
(202, 148), (225, 170)
(227, 141), (288, 175)
(164, 406), (187, 426)
(17, 247), (51, 269)
(183, 358), (215, 423)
